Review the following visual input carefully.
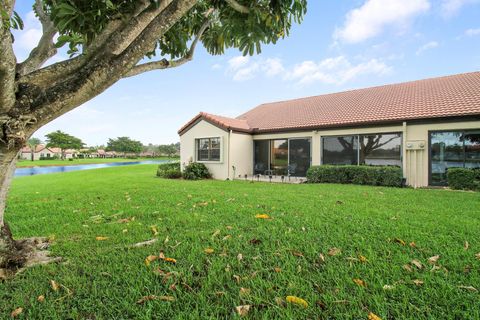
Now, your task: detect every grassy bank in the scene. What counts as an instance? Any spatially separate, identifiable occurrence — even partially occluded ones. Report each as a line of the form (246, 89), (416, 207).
(1, 165), (479, 319)
(16, 157), (178, 167)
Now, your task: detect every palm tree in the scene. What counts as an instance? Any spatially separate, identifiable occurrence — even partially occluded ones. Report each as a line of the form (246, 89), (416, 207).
(27, 138), (42, 161)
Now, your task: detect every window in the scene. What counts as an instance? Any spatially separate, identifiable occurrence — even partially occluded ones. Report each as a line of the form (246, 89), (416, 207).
(322, 133), (402, 166)
(430, 130), (480, 185)
(196, 137), (221, 161)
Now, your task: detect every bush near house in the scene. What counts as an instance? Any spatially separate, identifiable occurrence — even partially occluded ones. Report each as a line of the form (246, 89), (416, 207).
(156, 162), (182, 179)
(447, 168), (480, 191)
(307, 165), (403, 187)
(182, 162), (211, 180)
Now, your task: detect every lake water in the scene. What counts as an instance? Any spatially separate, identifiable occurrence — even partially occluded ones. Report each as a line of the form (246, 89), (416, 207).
(15, 160), (168, 177)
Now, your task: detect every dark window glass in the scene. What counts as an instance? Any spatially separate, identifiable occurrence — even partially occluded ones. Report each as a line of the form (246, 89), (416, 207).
(322, 136), (358, 165)
(289, 139), (311, 177)
(254, 140), (269, 174)
(360, 134), (402, 166)
(196, 137), (221, 161)
(430, 132), (464, 185)
(271, 139), (288, 175)
(463, 131), (480, 169)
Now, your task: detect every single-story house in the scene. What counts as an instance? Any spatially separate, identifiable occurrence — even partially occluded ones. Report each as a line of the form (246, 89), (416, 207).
(19, 145), (57, 161)
(179, 71), (480, 188)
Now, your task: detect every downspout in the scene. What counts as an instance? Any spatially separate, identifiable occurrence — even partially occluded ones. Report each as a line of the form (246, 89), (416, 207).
(227, 129), (232, 180)
(402, 121), (408, 184)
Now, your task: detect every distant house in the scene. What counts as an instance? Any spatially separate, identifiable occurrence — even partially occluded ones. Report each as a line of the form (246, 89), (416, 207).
(19, 145), (58, 160)
(105, 151), (117, 158)
(64, 149), (79, 159)
(179, 71), (480, 188)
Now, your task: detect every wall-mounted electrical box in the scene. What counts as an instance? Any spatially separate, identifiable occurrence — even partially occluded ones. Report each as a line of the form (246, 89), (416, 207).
(405, 140), (426, 150)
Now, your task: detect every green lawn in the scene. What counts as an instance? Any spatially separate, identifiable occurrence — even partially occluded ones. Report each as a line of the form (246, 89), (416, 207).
(16, 157), (177, 167)
(1, 165), (479, 319)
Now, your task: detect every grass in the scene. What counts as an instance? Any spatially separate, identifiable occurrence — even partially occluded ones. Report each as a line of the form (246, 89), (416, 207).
(16, 157), (178, 167)
(1, 165), (480, 319)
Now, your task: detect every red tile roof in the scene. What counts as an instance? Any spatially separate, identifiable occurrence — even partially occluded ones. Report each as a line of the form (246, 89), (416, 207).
(179, 71), (480, 135)
(178, 112), (250, 135)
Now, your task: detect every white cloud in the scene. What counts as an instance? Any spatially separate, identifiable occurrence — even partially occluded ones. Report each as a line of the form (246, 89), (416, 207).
(285, 56), (392, 85)
(12, 11), (42, 60)
(441, 0), (480, 17)
(416, 41), (439, 55)
(226, 56), (285, 81)
(334, 0), (430, 44)
(263, 58), (285, 77)
(465, 28), (480, 36)
(228, 56), (250, 70)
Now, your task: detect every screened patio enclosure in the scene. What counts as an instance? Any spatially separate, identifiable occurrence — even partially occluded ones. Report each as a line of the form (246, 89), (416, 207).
(254, 138), (311, 177)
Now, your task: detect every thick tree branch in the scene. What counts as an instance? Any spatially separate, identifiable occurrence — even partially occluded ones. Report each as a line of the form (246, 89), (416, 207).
(16, 0), (58, 76)
(0, 12), (17, 113)
(225, 0), (249, 14)
(124, 16), (211, 78)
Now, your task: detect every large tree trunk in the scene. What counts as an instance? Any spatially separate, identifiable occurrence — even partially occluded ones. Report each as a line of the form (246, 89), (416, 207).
(0, 146), (23, 269)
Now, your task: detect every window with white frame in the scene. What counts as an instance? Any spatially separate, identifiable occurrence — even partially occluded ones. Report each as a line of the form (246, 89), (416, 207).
(196, 137), (221, 161)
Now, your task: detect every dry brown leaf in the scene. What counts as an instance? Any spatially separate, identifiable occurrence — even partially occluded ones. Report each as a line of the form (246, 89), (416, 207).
(136, 295), (175, 304)
(237, 253), (243, 261)
(286, 295), (308, 308)
(249, 238), (262, 245)
(353, 278), (367, 287)
(222, 235), (231, 241)
(412, 279), (424, 286)
(475, 253), (480, 260)
(394, 238), (406, 246)
(274, 267), (282, 273)
(255, 214), (271, 219)
(239, 287), (251, 296)
(95, 236), (109, 241)
(458, 285), (478, 292)
(204, 248), (214, 254)
(409, 242), (416, 248)
(411, 259), (423, 269)
(292, 251), (304, 257)
(162, 257), (177, 264)
(383, 285), (394, 290)
(318, 253), (326, 263)
(233, 275), (241, 284)
(464, 241), (469, 250)
(226, 225), (233, 230)
(118, 217), (135, 223)
(359, 255), (368, 263)
(145, 255), (158, 267)
(403, 264), (413, 272)
(11, 307), (23, 318)
(235, 305), (251, 316)
(37, 295), (45, 302)
(275, 297), (286, 307)
(50, 280), (60, 292)
(328, 247), (341, 256)
(427, 255), (440, 265)
(368, 312), (382, 320)
(212, 229), (220, 238)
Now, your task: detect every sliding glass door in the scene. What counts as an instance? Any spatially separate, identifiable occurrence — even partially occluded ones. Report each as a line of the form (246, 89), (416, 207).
(289, 139), (311, 176)
(430, 130), (480, 185)
(254, 140), (269, 174)
(271, 139), (288, 175)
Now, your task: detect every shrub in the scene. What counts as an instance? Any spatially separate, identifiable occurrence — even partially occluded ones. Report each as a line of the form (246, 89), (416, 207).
(306, 165), (403, 187)
(157, 162), (182, 179)
(447, 168), (480, 191)
(183, 162), (211, 180)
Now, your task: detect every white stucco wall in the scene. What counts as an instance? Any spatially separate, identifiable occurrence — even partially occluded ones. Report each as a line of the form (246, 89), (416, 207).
(229, 132), (253, 179)
(180, 120), (229, 180)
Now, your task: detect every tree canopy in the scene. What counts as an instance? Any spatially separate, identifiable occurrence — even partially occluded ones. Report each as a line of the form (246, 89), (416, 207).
(45, 130), (84, 151)
(107, 137), (143, 154)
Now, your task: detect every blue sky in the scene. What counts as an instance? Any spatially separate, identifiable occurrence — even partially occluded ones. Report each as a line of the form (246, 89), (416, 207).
(12, 0), (480, 146)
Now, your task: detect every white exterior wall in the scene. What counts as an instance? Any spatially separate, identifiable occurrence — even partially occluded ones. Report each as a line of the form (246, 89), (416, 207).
(180, 118), (480, 187)
(180, 120), (229, 180)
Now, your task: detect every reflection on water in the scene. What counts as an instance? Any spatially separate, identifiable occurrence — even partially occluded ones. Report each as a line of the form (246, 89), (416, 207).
(15, 160), (168, 177)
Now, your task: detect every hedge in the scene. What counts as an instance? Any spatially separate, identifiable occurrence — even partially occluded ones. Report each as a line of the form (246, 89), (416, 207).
(182, 162), (211, 180)
(447, 168), (480, 191)
(156, 162), (182, 179)
(306, 165), (403, 187)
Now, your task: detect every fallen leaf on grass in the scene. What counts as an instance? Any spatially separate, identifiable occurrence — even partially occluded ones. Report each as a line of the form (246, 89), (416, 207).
(458, 285), (478, 292)
(409, 242), (416, 248)
(318, 253), (326, 263)
(359, 255), (368, 263)
(237, 253), (243, 261)
(95, 236), (109, 241)
(117, 217), (135, 223)
(162, 257), (177, 264)
(383, 285), (395, 290)
(150, 226), (159, 236)
(427, 255), (440, 265)
(222, 235), (231, 241)
(37, 295), (45, 302)
(353, 278), (367, 287)
(328, 248), (341, 256)
(11, 307), (23, 318)
(211, 230), (220, 238)
(144, 255), (158, 267)
(292, 251), (304, 257)
(464, 241), (469, 250)
(204, 248), (214, 254)
(475, 253), (480, 260)
(394, 238), (406, 246)
(255, 214), (271, 219)
(368, 312), (382, 320)
(275, 297), (286, 307)
(239, 287), (251, 296)
(50, 280), (60, 291)
(249, 238), (262, 245)
(233, 275), (241, 283)
(412, 279), (424, 286)
(403, 264), (413, 273)
(235, 305), (251, 316)
(136, 295), (175, 304)
(286, 295), (308, 308)
(411, 259), (423, 269)
(274, 267), (282, 273)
